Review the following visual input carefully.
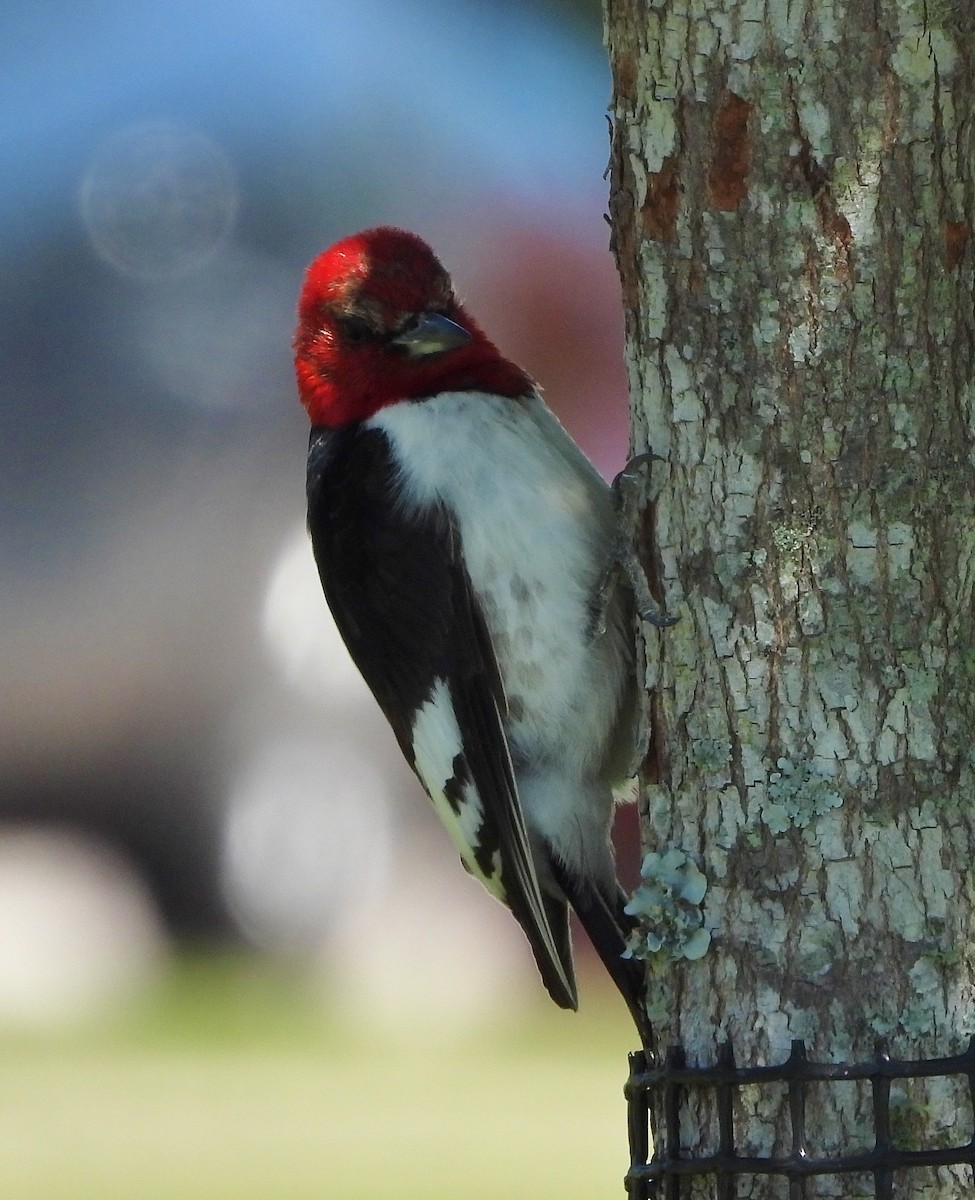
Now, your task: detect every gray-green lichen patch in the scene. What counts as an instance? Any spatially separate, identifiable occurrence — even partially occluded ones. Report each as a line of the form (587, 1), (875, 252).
(795, 922), (844, 981)
(899, 956), (943, 1038)
(797, 589), (825, 636)
(624, 848), (711, 963)
(877, 660), (940, 765)
(690, 734), (732, 776)
(759, 758), (843, 834)
(772, 512), (820, 563)
(891, 28), (958, 88)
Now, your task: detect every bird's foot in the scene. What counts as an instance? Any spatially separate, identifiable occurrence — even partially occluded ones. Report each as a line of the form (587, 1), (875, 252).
(589, 452), (678, 638)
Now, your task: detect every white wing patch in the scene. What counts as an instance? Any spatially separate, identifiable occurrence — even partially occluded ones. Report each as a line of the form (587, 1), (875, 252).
(411, 679), (505, 901)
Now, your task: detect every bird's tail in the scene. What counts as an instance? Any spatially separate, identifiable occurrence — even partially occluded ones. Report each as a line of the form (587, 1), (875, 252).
(549, 859), (653, 1051)
(509, 888), (578, 1011)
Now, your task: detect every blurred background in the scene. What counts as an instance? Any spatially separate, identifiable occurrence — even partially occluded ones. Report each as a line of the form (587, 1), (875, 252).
(1, 1), (637, 1195)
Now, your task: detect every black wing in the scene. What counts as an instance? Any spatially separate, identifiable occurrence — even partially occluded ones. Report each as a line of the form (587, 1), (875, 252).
(306, 424), (577, 1010)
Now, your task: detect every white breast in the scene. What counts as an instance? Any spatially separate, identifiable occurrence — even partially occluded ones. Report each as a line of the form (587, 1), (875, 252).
(368, 391), (630, 776)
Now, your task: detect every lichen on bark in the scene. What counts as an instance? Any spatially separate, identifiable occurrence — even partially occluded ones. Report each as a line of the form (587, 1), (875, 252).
(605, 0), (975, 1193)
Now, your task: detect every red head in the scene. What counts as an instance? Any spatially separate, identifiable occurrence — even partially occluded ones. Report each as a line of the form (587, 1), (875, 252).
(294, 227), (533, 427)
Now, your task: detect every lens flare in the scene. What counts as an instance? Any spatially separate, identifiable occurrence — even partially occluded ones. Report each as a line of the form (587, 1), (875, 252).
(80, 121), (237, 279)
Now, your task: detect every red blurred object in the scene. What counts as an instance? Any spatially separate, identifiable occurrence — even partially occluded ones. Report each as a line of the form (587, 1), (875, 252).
(463, 219), (631, 477)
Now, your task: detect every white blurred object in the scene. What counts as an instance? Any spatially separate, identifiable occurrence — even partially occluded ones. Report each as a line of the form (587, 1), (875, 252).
(0, 826), (167, 1026)
(229, 526), (398, 950)
(262, 526), (371, 706)
(324, 827), (533, 1035)
(257, 527), (532, 1029)
(221, 737), (394, 951)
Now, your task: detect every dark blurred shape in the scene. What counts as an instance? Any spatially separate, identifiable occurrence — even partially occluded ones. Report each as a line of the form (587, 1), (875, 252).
(2, 750), (227, 937)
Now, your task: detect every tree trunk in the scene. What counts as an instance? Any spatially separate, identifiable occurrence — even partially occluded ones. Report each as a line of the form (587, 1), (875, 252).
(604, 0), (975, 1194)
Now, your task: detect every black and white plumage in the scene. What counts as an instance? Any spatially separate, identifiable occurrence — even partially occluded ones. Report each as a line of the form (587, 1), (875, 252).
(296, 227), (651, 1044)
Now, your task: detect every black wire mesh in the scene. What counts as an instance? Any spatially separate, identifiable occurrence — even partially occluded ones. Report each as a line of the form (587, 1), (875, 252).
(625, 1037), (975, 1199)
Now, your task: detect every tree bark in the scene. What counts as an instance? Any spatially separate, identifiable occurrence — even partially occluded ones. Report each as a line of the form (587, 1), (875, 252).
(605, 0), (975, 1194)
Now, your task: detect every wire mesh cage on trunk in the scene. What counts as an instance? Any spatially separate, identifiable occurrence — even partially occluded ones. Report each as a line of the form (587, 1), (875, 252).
(625, 1038), (975, 1199)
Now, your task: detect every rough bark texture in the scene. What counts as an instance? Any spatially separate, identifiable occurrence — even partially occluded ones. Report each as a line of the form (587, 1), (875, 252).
(605, 1), (975, 1195)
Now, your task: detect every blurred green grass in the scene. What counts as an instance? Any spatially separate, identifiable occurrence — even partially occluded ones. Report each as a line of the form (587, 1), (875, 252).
(0, 953), (636, 1199)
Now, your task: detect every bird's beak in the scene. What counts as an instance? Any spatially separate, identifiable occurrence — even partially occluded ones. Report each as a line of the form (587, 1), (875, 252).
(392, 312), (471, 358)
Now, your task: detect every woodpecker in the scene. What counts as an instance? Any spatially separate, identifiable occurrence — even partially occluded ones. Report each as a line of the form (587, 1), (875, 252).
(295, 226), (655, 1045)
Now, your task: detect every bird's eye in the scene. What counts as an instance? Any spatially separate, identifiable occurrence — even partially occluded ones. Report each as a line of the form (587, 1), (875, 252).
(339, 314), (375, 345)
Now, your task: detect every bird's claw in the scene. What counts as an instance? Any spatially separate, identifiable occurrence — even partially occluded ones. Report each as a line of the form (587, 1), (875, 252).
(593, 449), (678, 634)
(611, 451), (665, 497)
(640, 603), (680, 630)
(622, 542), (679, 629)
